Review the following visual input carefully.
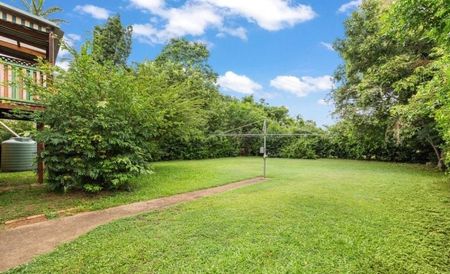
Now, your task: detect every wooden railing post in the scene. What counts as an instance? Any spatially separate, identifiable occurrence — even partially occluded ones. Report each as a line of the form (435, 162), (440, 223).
(48, 32), (55, 65)
(37, 122), (44, 184)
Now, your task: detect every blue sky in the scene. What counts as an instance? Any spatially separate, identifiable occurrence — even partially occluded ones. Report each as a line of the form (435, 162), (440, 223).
(4, 0), (362, 126)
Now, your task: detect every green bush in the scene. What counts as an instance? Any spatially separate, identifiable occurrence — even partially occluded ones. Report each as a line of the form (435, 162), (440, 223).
(280, 138), (319, 159)
(35, 49), (151, 192)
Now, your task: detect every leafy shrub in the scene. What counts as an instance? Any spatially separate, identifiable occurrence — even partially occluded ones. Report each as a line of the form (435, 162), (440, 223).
(280, 138), (319, 159)
(134, 61), (211, 161)
(35, 48), (151, 192)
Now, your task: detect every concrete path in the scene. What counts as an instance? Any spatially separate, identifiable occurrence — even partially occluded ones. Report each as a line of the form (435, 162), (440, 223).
(0, 177), (266, 272)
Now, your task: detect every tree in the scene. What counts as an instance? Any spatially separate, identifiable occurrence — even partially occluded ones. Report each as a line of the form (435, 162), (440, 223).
(280, 118), (327, 159)
(134, 61), (209, 160)
(35, 46), (151, 192)
(155, 38), (217, 81)
(331, 0), (448, 166)
(332, 0), (402, 161)
(92, 15), (132, 66)
(388, 0), (450, 168)
(19, 0), (65, 24)
(152, 38), (229, 159)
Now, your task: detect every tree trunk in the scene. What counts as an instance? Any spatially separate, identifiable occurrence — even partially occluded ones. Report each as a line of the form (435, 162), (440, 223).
(427, 138), (444, 171)
(37, 122), (45, 184)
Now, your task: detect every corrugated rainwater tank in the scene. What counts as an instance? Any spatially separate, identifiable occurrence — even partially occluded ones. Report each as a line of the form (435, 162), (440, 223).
(1, 137), (37, 172)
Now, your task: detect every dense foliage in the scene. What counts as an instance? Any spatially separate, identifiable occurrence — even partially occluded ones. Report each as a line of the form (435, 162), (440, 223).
(37, 39), (326, 192)
(35, 49), (151, 192)
(92, 15), (133, 67)
(330, 0), (450, 168)
(36, 2), (450, 192)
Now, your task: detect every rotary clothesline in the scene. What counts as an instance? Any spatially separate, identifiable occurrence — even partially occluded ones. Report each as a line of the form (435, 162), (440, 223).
(213, 119), (317, 177)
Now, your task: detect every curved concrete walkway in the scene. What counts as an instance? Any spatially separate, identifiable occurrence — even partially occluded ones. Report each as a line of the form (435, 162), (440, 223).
(0, 177), (266, 272)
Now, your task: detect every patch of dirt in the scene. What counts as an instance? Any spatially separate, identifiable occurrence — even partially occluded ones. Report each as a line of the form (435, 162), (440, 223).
(0, 183), (44, 193)
(5, 214), (48, 229)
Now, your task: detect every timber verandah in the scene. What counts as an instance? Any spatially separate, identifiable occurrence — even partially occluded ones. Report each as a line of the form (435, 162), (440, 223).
(0, 55), (46, 109)
(0, 1), (63, 183)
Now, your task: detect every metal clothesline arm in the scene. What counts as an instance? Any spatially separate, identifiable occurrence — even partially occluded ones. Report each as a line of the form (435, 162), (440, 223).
(218, 120), (265, 135)
(211, 119), (321, 178)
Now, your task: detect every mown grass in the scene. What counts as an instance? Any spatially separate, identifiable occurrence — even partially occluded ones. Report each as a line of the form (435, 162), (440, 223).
(8, 158), (450, 273)
(0, 157), (261, 224)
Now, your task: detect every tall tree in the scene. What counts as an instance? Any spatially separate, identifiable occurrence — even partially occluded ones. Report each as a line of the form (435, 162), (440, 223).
(332, 0), (404, 161)
(150, 39), (222, 159)
(388, 0), (450, 168)
(154, 38), (220, 119)
(92, 15), (132, 67)
(155, 38), (217, 81)
(19, 0), (64, 24)
(331, 0), (447, 165)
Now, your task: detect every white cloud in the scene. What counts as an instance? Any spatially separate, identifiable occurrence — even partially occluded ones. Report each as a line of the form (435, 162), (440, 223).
(132, 23), (160, 44)
(320, 42), (334, 51)
(63, 33), (81, 48)
(66, 34), (81, 43)
(258, 91), (277, 100)
(129, 0), (316, 44)
(56, 60), (71, 71)
(133, 3), (222, 44)
(338, 0), (362, 13)
(218, 71), (262, 94)
(163, 4), (223, 38)
(270, 75), (334, 97)
(75, 5), (110, 20)
(130, 0), (164, 11)
(58, 48), (70, 58)
(203, 0), (316, 31)
(218, 27), (247, 40)
(317, 99), (331, 106)
(194, 39), (214, 49)
(58, 33), (81, 59)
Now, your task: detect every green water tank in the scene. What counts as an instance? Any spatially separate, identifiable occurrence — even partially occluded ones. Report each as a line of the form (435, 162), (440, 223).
(1, 137), (37, 172)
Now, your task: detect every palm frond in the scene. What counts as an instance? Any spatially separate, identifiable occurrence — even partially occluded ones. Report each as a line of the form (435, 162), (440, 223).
(31, 0), (43, 15)
(48, 18), (67, 25)
(40, 6), (63, 16)
(17, 0), (65, 24)
(19, 0), (32, 12)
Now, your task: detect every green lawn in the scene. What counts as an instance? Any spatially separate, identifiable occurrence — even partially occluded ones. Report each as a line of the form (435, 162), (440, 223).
(7, 158), (450, 273)
(0, 158), (261, 224)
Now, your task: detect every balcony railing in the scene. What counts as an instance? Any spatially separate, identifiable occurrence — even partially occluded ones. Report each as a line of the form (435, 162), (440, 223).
(0, 57), (45, 105)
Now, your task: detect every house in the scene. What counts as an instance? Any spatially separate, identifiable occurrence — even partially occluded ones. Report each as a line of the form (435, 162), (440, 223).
(0, 1), (64, 183)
